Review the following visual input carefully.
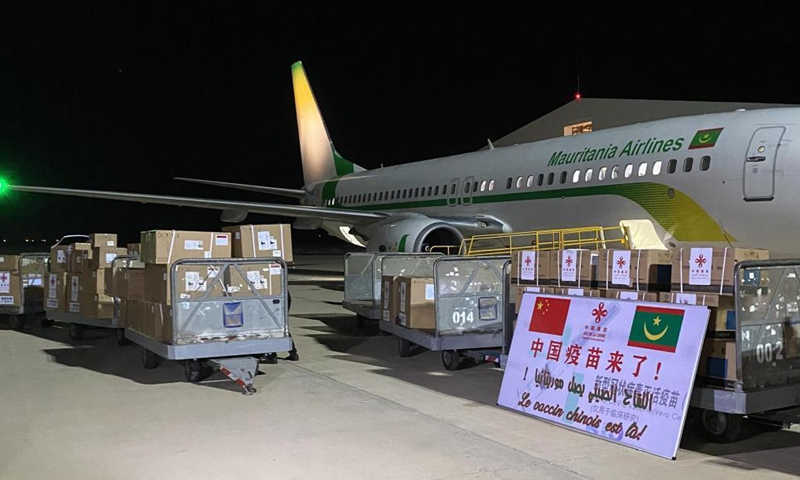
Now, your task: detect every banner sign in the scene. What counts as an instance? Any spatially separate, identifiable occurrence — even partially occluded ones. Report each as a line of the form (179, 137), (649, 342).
(498, 294), (708, 459)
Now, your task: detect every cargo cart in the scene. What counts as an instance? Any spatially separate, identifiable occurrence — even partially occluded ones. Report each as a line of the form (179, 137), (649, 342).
(0, 252), (48, 331)
(125, 258), (293, 394)
(342, 252), (442, 327)
(689, 259), (800, 442)
(45, 254), (142, 342)
(379, 255), (514, 371)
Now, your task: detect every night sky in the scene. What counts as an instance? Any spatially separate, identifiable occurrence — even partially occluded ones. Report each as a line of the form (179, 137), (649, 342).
(1, 3), (799, 251)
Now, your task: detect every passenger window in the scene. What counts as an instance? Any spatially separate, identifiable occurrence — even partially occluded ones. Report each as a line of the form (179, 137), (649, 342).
(572, 170), (580, 183)
(537, 174), (544, 186)
(489, 180), (495, 191)
(700, 155), (711, 171)
(624, 164), (633, 178)
(547, 172), (554, 185)
(585, 169), (593, 182)
(516, 176), (523, 188)
(427, 186), (432, 196)
(434, 185), (439, 196)
(464, 183), (470, 194)
(611, 166), (619, 179)
(652, 160), (662, 175)
(598, 167), (607, 181)
(413, 188), (417, 197)
(450, 184), (456, 195)
(480, 180), (486, 192)
(506, 177), (513, 189)
(683, 157), (694, 172)
(559, 171), (567, 184)
(402, 190), (407, 199)
(667, 159), (677, 174)
(637, 163), (647, 177)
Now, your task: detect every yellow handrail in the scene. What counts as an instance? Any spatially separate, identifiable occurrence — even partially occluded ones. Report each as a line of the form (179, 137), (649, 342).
(459, 225), (629, 257)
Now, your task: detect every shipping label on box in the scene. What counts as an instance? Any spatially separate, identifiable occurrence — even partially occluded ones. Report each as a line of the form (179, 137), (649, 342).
(89, 233), (118, 248)
(90, 247), (127, 270)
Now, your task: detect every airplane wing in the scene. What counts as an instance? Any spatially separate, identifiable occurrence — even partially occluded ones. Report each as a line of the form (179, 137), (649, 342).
(10, 185), (387, 224)
(173, 177), (307, 199)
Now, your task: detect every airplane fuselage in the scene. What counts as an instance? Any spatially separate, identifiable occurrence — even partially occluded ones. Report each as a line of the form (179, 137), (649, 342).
(313, 108), (799, 256)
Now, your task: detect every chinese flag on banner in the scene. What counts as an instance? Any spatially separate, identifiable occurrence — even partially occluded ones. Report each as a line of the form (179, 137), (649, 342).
(529, 297), (571, 336)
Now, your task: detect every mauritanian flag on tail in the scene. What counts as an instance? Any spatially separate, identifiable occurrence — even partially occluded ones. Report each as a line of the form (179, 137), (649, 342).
(689, 127), (724, 149)
(627, 305), (685, 352)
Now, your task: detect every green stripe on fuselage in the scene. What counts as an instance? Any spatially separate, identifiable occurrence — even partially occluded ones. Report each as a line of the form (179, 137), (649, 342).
(332, 182), (728, 242)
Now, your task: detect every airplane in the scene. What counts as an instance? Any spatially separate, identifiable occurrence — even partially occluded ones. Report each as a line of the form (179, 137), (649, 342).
(8, 61), (800, 257)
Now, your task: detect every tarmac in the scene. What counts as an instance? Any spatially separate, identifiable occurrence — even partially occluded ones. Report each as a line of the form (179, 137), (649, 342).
(1, 254), (800, 479)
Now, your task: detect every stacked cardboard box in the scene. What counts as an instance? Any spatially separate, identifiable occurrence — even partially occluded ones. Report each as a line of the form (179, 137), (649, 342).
(597, 249), (671, 292)
(0, 255), (22, 306)
(223, 224), (294, 263)
(63, 234), (126, 317)
(131, 230), (232, 343)
(670, 247), (769, 295)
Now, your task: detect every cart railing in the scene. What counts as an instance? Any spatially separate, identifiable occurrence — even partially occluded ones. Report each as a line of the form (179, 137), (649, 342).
(167, 258), (289, 345)
(343, 252), (443, 304)
(433, 255), (511, 337)
(735, 259), (800, 393)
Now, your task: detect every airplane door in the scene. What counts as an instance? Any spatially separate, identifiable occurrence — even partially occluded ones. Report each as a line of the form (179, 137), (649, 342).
(744, 126), (785, 201)
(447, 178), (459, 207)
(461, 176), (474, 206)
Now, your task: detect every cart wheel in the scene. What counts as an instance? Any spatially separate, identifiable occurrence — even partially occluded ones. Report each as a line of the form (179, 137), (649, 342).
(142, 348), (161, 370)
(116, 328), (130, 346)
(356, 315), (367, 329)
(8, 314), (24, 332)
(700, 410), (745, 443)
(68, 323), (83, 341)
(263, 353), (278, 365)
(40, 318), (55, 328)
(184, 360), (204, 383)
(287, 349), (299, 361)
(398, 337), (412, 357)
(442, 350), (462, 371)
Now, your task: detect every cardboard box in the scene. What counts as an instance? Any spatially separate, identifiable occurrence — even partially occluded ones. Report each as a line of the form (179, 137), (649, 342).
(510, 250), (551, 284)
(50, 246), (70, 273)
(45, 272), (68, 311)
(551, 287), (601, 297)
(223, 263), (283, 298)
(699, 339), (736, 380)
(120, 269), (145, 300)
(79, 269), (106, 295)
(140, 230), (233, 264)
(0, 255), (20, 272)
(514, 285), (552, 314)
(123, 299), (148, 333)
(600, 288), (658, 302)
(381, 275), (398, 322)
(223, 224), (293, 262)
(147, 301), (173, 343)
(89, 233), (118, 248)
(550, 249), (596, 287)
(89, 246), (127, 270)
(127, 243), (141, 256)
(659, 292), (735, 332)
(77, 292), (114, 318)
(396, 276), (436, 329)
(597, 249), (671, 290)
(0, 270), (21, 306)
(104, 267), (116, 297)
(671, 247), (769, 294)
(144, 264), (226, 304)
(68, 243), (92, 273)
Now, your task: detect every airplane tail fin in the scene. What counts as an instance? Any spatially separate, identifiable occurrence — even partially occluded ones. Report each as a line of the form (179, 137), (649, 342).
(292, 61), (365, 186)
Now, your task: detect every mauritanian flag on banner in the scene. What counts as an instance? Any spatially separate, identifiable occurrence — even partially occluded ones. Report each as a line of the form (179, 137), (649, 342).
(627, 305), (685, 353)
(689, 127), (724, 149)
(529, 297), (571, 336)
